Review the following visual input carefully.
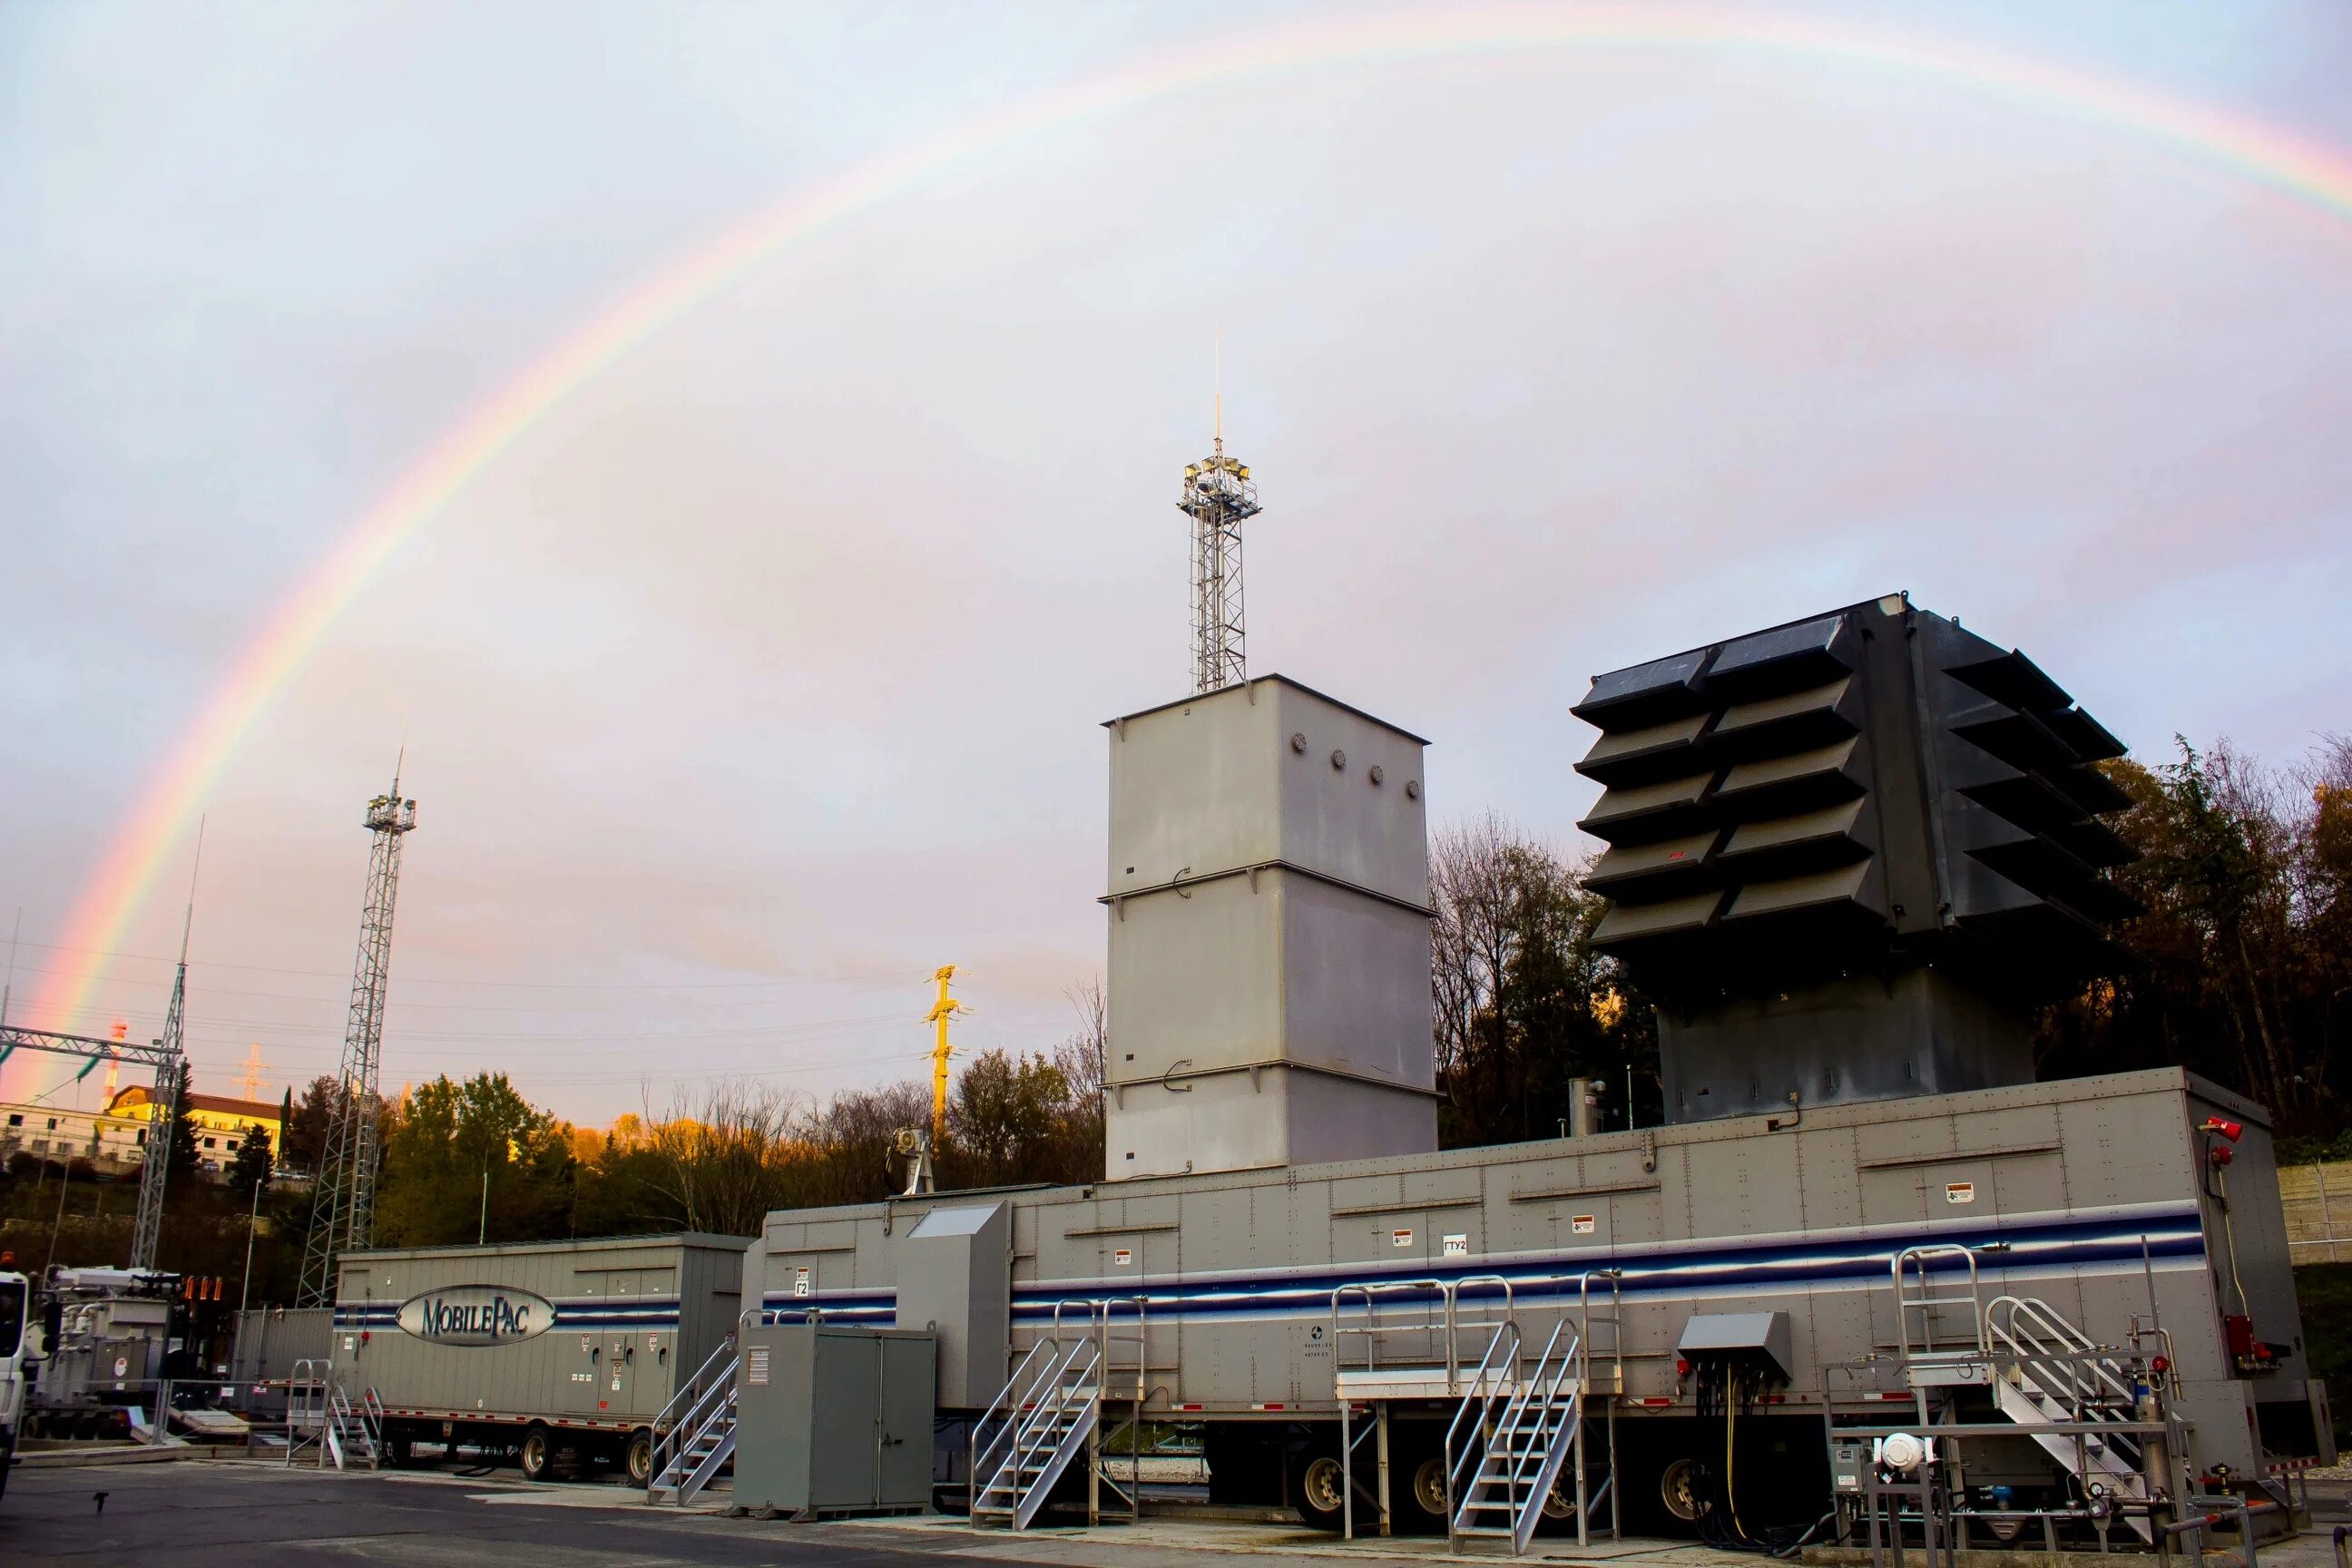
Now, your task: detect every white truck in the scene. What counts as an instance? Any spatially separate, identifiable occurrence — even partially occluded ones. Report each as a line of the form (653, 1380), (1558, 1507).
(0, 1267), (28, 1498)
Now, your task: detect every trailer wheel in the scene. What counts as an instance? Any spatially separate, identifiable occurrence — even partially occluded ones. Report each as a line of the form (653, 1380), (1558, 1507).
(1659, 1456), (1704, 1524)
(1289, 1450), (1348, 1533)
(624, 1430), (654, 1485)
(1406, 1455), (1451, 1531)
(518, 1426), (554, 1482)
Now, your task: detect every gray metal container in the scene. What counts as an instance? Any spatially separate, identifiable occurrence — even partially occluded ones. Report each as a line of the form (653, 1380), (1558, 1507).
(1103, 675), (1436, 1177)
(742, 1067), (2326, 1478)
(731, 1322), (935, 1516)
(230, 1306), (334, 1385)
(332, 1233), (747, 1439)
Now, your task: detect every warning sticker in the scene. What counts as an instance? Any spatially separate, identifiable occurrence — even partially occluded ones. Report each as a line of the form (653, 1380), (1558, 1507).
(1113, 1248), (1133, 1267)
(1392, 1229), (1414, 1249)
(793, 1266), (811, 1298)
(1571, 1214), (1597, 1235)
(747, 1347), (770, 1387)
(1945, 1181), (1976, 1205)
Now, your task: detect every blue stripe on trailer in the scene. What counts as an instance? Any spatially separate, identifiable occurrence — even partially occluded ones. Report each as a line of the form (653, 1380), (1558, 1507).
(755, 1200), (2204, 1328)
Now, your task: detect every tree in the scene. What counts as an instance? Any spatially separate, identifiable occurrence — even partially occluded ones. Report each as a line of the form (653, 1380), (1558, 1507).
(1429, 814), (1657, 1147)
(228, 1122), (272, 1199)
(162, 1060), (201, 1181)
(946, 1050), (1073, 1188)
(2036, 735), (2352, 1148)
(372, 1073), (575, 1247)
(281, 1075), (337, 1173)
(637, 1083), (806, 1238)
(1048, 981), (1107, 1181)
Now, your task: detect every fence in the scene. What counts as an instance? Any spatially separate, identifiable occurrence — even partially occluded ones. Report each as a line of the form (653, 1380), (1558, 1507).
(2284, 1161), (2352, 1265)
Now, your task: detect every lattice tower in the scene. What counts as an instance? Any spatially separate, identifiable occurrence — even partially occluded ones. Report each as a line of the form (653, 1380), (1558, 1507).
(1178, 432), (1260, 694)
(298, 778), (416, 1307)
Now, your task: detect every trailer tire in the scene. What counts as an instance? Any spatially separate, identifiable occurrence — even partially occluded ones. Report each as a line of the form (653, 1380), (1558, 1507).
(518, 1426), (554, 1483)
(1659, 1455), (1703, 1524)
(624, 1430), (654, 1485)
(1289, 1448), (1348, 1533)
(1404, 1453), (1451, 1533)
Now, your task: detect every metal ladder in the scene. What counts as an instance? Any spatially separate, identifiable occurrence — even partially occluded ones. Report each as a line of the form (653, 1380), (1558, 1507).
(324, 1381), (380, 1470)
(970, 1301), (1106, 1530)
(1983, 1295), (2159, 1544)
(646, 1334), (744, 1505)
(1440, 1270), (1621, 1554)
(1450, 1318), (1584, 1554)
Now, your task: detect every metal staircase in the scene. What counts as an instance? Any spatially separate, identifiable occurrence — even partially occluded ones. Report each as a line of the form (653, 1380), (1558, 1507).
(647, 1336), (742, 1505)
(324, 1382), (381, 1470)
(1984, 1295), (2159, 1544)
(1450, 1319), (1584, 1554)
(1889, 1246), (2178, 1547)
(971, 1306), (1105, 1530)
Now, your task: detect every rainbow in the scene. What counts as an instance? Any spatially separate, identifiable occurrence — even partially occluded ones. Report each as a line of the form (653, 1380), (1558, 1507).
(20, 3), (2352, 1090)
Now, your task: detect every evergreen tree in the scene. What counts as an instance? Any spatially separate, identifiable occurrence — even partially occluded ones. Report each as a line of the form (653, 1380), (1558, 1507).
(163, 1059), (201, 1180)
(228, 1122), (272, 1198)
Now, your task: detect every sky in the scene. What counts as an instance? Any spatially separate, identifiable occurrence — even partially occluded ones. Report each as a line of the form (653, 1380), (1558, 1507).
(4, 1), (2348, 1130)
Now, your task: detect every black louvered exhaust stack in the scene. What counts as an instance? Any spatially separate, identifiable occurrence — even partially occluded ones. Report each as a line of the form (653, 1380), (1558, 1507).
(1572, 593), (2139, 1124)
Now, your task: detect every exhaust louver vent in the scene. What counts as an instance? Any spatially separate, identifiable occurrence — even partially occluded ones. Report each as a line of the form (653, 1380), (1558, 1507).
(1573, 595), (2139, 1003)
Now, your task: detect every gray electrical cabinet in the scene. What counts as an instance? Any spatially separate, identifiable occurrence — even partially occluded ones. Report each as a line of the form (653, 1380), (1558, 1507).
(896, 1201), (1008, 1410)
(732, 1323), (936, 1517)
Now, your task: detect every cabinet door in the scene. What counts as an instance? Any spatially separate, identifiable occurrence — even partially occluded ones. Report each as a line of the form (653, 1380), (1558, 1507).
(879, 1337), (936, 1505)
(809, 1334), (881, 1508)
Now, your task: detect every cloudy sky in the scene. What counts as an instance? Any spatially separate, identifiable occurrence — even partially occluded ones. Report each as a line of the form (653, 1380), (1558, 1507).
(5, 1), (2348, 1128)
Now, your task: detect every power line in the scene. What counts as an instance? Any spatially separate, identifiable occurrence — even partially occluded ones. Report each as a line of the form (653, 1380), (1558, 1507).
(3, 941), (928, 993)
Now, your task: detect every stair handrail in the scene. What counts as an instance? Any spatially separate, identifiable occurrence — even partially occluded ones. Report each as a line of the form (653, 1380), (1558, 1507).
(1577, 1268), (1624, 1393)
(1104, 1294), (1148, 1407)
(1984, 1294), (2142, 1431)
(647, 1336), (740, 1497)
(360, 1386), (387, 1451)
(1444, 1318), (1523, 1540)
(285, 1357), (330, 1466)
(1892, 1242), (1986, 1361)
(971, 1333), (1066, 1515)
(1509, 1319), (1585, 1554)
(1447, 1274), (1517, 1396)
(1004, 1333), (1102, 1529)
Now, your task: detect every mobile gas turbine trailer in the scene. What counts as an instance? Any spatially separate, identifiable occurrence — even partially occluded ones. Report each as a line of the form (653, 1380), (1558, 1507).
(329, 1232), (747, 1481)
(694, 597), (2328, 1551)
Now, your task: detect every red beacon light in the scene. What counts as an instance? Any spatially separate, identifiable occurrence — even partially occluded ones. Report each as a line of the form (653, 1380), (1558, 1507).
(2151, 1355), (2171, 1377)
(2200, 1118), (2243, 1142)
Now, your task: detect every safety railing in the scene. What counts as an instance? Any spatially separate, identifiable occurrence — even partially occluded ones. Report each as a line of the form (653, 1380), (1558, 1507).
(645, 1333), (741, 1504)
(285, 1357), (331, 1466)
(1444, 1317), (1523, 1531)
(1892, 1243), (1985, 1361)
(1331, 1279), (1453, 1391)
(969, 1335), (1069, 1520)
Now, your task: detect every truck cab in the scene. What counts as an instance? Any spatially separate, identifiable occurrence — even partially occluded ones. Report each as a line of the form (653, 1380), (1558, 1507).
(0, 1267), (29, 1497)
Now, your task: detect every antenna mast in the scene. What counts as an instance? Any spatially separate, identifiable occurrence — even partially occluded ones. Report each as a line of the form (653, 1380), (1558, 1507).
(128, 822), (202, 1272)
(1178, 344), (1260, 693)
(298, 768), (417, 1307)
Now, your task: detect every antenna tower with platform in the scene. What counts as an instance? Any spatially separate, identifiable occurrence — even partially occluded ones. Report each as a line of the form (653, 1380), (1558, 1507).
(298, 766), (417, 1307)
(1179, 349), (1261, 694)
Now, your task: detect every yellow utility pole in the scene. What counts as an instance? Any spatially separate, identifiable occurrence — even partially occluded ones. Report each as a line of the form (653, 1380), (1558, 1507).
(926, 965), (969, 1142)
